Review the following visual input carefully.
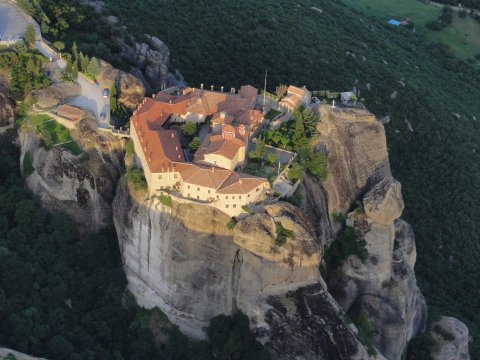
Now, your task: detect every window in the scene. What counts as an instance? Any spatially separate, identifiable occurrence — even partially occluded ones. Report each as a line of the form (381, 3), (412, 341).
(239, 196), (242, 199)
(188, 185), (190, 189)
(197, 195), (199, 199)
(208, 190), (211, 194)
(197, 187), (200, 191)
(256, 188), (259, 192)
(188, 194), (190, 197)
(174, 174), (178, 178)
(226, 196), (229, 199)
(158, 175), (162, 179)
(226, 204), (229, 208)
(216, 195), (219, 199)
(248, 194), (250, 198)
(233, 204), (236, 208)
(232, 196), (235, 199)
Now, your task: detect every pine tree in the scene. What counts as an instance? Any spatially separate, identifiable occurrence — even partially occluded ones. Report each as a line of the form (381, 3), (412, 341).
(64, 55), (73, 80)
(79, 52), (89, 73)
(24, 24), (36, 46)
(86, 57), (100, 79)
(71, 42), (78, 64)
(72, 62), (78, 80)
(110, 84), (118, 112)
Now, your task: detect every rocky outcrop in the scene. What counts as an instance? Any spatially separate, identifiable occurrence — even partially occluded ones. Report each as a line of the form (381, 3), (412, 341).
(315, 105), (391, 219)
(430, 317), (470, 360)
(0, 348), (47, 360)
(328, 188), (426, 360)
(234, 202), (321, 267)
(33, 82), (80, 108)
(363, 178), (404, 225)
(97, 60), (145, 111)
(19, 118), (124, 231)
(113, 182), (377, 358)
(0, 78), (15, 131)
(113, 34), (183, 91)
(113, 186), (321, 335)
(263, 283), (375, 360)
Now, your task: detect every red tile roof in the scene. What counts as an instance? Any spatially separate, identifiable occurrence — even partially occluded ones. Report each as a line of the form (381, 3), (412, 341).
(195, 134), (246, 161)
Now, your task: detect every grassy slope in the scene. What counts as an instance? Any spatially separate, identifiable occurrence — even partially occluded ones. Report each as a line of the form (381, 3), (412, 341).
(341, 0), (480, 59)
(103, 0), (480, 358)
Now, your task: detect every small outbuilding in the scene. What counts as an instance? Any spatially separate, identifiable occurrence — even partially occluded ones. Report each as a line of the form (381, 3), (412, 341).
(388, 19), (401, 26)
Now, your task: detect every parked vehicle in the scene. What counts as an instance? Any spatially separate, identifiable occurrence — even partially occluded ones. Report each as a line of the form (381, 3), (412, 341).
(102, 88), (109, 98)
(100, 112), (106, 120)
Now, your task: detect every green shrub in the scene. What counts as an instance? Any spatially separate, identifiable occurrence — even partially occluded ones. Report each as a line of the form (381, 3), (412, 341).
(181, 122), (197, 138)
(350, 311), (377, 355)
(287, 162), (303, 182)
(226, 217), (237, 230)
(159, 193), (173, 207)
(127, 168), (148, 191)
(275, 221), (294, 246)
(242, 205), (254, 214)
(323, 227), (368, 270)
(188, 137), (201, 151)
(23, 151), (34, 177)
(406, 334), (438, 360)
(125, 140), (135, 157)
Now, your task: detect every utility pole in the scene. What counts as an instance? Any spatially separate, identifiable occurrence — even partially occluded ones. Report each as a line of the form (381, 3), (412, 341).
(263, 69), (267, 114)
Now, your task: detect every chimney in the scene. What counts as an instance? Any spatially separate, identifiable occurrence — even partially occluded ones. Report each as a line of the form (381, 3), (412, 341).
(211, 85), (214, 91)
(221, 86), (224, 92)
(200, 83), (204, 90)
(171, 133), (175, 138)
(152, 93), (156, 99)
(239, 178), (243, 184)
(148, 152), (152, 162)
(212, 167), (215, 173)
(133, 110), (137, 115)
(169, 100), (172, 104)
(175, 146), (179, 151)
(231, 87), (235, 94)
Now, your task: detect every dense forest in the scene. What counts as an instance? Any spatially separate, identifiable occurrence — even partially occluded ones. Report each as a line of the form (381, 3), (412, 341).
(0, 133), (269, 359)
(6, 0), (480, 358)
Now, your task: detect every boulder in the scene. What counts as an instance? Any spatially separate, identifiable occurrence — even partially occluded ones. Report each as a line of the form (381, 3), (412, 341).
(430, 317), (470, 360)
(97, 60), (145, 111)
(363, 178), (404, 225)
(234, 202), (321, 268)
(33, 82), (80, 108)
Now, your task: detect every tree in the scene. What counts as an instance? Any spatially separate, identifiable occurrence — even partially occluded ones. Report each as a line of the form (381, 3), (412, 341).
(79, 52), (89, 73)
(188, 137), (201, 151)
(110, 84), (118, 112)
(72, 62), (78, 80)
(64, 55), (73, 80)
(266, 153), (278, 165)
(275, 84), (288, 98)
(53, 41), (65, 52)
(302, 148), (328, 182)
(292, 110), (308, 151)
(287, 162), (303, 182)
(24, 24), (36, 46)
(86, 57), (100, 79)
(71, 42), (78, 63)
(254, 137), (266, 159)
(181, 122), (197, 138)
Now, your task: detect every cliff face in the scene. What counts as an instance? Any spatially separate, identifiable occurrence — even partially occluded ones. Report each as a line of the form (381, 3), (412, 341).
(113, 182), (374, 359)
(315, 105), (391, 220)
(19, 118), (124, 231)
(314, 107), (427, 360)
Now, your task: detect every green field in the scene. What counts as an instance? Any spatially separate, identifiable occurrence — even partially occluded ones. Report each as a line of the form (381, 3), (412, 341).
(342, 0), (480, 59)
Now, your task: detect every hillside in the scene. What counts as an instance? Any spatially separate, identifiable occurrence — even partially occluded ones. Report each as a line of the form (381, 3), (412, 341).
(94, 0), (479, 358)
